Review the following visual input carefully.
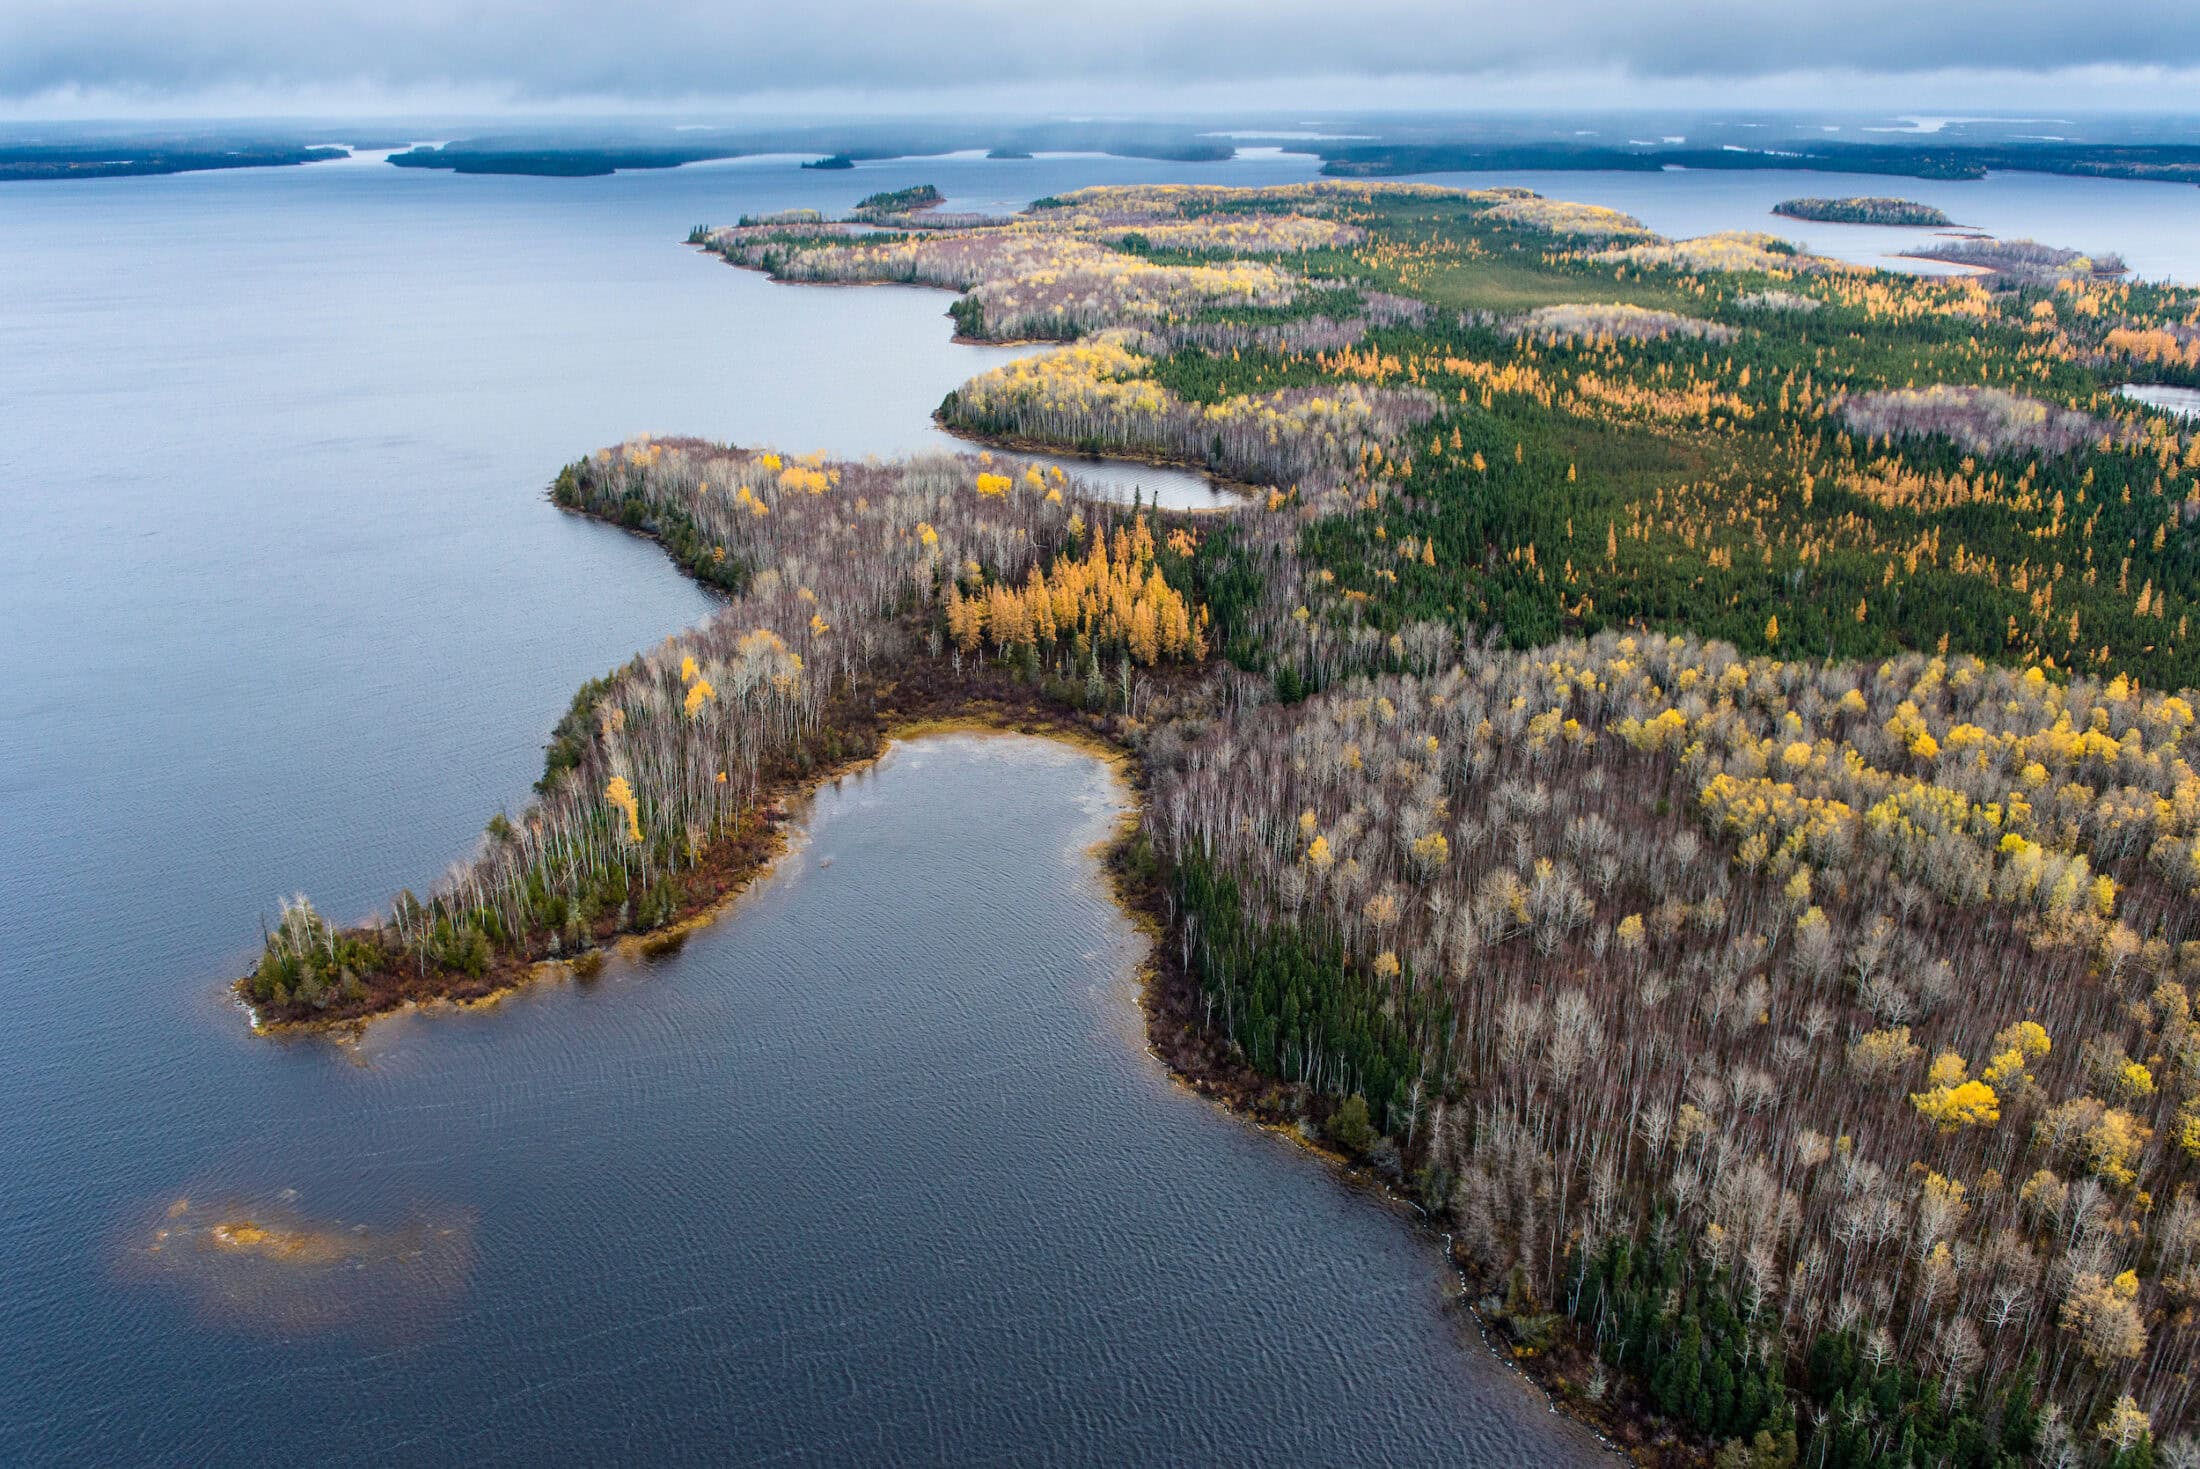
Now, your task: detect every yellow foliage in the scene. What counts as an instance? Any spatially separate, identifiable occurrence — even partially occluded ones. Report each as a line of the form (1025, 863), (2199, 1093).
(603, 776), (642, 844)
(952, 512), (1203, 667)
(1912, 1078), (2000, 1130)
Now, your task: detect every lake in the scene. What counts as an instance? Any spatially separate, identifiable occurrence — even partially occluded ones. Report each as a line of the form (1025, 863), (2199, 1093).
(4, 145), (2192, 1464)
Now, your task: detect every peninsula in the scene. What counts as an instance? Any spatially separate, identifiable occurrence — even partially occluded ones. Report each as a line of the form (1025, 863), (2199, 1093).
(244, 182), (2200, 1467)
(1901, 236), (2131, 285)
(0, 140), (350, 181)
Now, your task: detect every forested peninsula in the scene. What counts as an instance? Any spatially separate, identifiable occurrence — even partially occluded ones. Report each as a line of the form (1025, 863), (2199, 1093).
(245, 182), (2200, 1468)
(0, 141), (349, 181)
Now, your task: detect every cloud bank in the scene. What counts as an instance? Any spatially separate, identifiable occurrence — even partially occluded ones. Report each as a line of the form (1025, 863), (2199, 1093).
(4, 0), (2199, 114)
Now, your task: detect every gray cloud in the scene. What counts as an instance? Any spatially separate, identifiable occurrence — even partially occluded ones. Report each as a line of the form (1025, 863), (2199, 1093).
(4, 0), (2199, 108)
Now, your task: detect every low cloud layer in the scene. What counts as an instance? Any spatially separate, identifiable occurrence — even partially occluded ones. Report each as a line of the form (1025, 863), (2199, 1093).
(5, 0), (2200, 112)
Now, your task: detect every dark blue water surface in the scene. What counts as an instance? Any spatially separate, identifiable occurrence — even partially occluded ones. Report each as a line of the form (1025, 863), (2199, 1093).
(5, 147), (2181, 1465)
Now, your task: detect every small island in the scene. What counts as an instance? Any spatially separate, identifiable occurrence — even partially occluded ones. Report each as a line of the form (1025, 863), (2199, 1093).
(853, 183), (944, 215)
(1772, 195), (1953, 227)
(803, 153), (856, 171)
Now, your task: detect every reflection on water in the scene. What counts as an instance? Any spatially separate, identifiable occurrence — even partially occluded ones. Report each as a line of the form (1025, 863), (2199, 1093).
(70, 734), (1616, 1464)
(121, 1193), (475, 1340)
(2122, 383), (2200, 420)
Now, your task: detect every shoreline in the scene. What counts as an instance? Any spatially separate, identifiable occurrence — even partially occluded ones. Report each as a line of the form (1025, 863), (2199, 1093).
(1117, 830), (1653, 1465)
(243, 684), (1637, 1455)
(688, 233), (1262, 510)
(233, 225), (1685, 1459)
(235, 668), (1138, 1038)
(933, 419), (1264, 512)
(232, 494), (1674, 1465)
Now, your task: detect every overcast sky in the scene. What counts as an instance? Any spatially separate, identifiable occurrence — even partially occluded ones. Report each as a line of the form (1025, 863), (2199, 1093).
(6, 0), (2200, 119)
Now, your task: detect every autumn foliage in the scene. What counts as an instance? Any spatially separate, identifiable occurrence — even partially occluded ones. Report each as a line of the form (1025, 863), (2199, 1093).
(247, 178), (2200, 1463)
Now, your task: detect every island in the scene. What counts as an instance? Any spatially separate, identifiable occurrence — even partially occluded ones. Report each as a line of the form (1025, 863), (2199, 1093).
(243, 182), (2200, 1467)
(388, 142), (747, 177)
(802, 154), (856, 171)
(1772, 196), (1953, 227)
(852, 183), (944, 216)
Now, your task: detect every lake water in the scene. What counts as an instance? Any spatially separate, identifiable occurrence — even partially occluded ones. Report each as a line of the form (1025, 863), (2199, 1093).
(1411, 164), (2200, 283)
(5, 145), (2193, 1464)
(25, 733), (1613, 1465)
(0, 152), (1605, 1466)
(2122, 383), (2200, 419)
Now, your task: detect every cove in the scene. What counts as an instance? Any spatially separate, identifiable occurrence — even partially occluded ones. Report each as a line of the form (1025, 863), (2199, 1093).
(120, 732), (1613, 1464)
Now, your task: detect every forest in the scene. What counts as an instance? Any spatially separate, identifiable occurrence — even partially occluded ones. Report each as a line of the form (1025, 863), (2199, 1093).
(1902, 239), (2132, 287)
(255, 180), (2200, 1465)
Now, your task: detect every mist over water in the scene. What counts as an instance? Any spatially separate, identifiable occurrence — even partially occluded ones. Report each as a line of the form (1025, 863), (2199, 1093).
(4, 146), (2186, 1464)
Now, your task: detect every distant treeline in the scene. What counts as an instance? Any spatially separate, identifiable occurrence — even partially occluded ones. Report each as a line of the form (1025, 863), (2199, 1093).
(21, 125), (2200, 189)
(0, 144), (349, 182)
(382, 125), (1234, 178)
(389, 144), (744, 177)
(1318, 141), (2200, 185)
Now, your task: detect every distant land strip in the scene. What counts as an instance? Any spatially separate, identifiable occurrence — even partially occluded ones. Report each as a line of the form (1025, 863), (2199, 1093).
(12, 130), (2200, 185)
